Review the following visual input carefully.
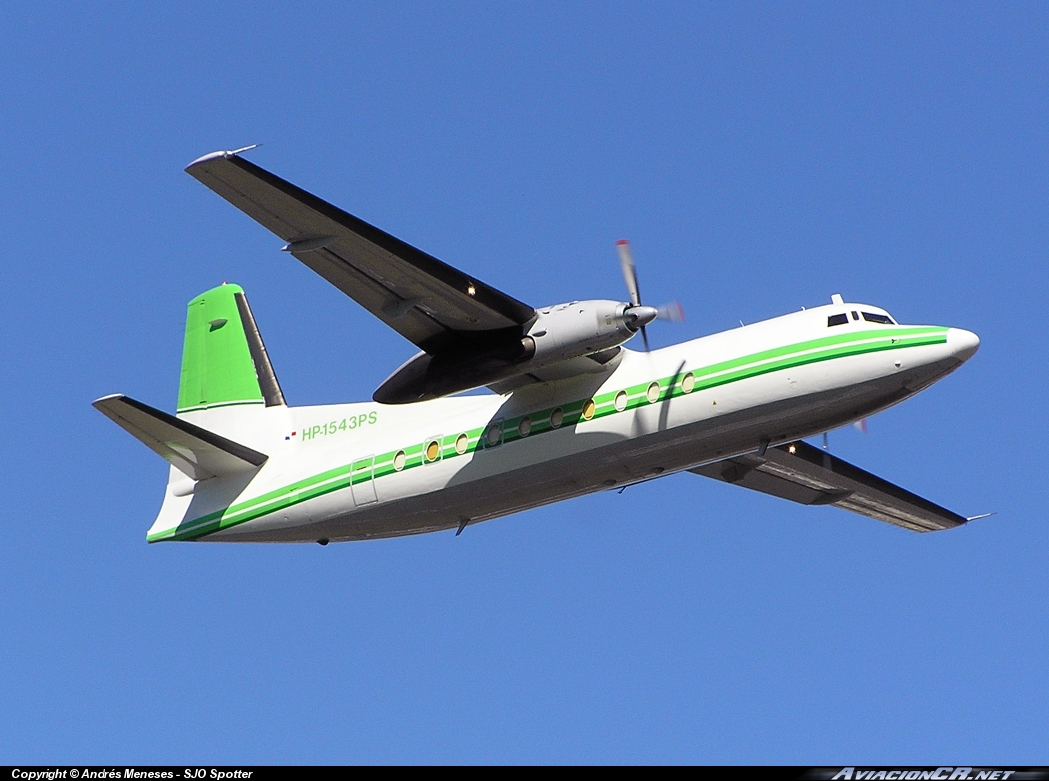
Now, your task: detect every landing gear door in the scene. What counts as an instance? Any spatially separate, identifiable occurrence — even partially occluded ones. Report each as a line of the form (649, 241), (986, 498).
(351, 454), (378, 506)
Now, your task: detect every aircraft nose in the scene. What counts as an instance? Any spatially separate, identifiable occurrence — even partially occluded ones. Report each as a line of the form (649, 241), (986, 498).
(947, 328), (980, 363)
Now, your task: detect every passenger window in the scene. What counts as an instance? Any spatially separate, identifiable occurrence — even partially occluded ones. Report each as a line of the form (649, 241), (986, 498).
(425, 439), (442, 462)
(827, 313), (848, 327)
(454, 433), (469, 454)
(484, 421), (503, 447)
(851, 311), (859, 320)
(862, 312), (894, 324)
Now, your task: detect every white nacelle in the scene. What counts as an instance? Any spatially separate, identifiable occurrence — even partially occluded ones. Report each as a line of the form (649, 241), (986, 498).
(524, 300), (637, 367)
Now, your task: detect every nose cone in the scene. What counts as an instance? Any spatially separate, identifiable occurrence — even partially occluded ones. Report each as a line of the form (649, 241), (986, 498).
(947, 328), (980, 363)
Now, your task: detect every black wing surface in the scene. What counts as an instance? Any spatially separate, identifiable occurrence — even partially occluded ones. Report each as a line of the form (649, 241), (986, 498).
(185, 150), (536, 356)
(689, 440), (967, 532)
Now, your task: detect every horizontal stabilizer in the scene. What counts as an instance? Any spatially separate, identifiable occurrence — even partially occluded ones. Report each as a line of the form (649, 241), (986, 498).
(93, 394), (268, 481)
(690, 440), (967, 532)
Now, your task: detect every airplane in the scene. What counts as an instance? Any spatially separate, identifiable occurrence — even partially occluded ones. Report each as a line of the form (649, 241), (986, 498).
(93, 148), (983, 544)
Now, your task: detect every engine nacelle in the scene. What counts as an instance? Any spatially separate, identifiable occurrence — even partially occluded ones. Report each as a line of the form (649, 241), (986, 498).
(373, 299), (651, 403)
(523, 300), (636, 364)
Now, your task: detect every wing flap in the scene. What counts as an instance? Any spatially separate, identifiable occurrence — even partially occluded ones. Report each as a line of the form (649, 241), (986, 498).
(93, 394), (268, 481)
(689, 440), (967, 532)
(185, 151), (536, 354)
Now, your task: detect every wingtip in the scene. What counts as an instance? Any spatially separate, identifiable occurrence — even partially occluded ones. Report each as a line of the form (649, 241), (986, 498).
(185, 144), (261, 171)
(186, 150), (228, 169)
(92, 393), (126, 409)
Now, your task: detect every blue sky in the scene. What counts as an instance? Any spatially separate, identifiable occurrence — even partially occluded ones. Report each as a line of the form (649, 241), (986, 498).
(2, 1), (1047, 763)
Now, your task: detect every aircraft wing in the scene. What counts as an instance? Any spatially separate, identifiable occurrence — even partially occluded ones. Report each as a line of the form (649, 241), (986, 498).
(185, 150), (536, 355)
(689, 440), (967, 532)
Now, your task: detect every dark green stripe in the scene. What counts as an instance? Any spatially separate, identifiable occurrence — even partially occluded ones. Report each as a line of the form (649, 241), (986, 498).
(176, 399), (266, 414)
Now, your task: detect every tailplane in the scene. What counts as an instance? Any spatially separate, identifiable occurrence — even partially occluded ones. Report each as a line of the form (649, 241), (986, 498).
(93, 394), (267, 480)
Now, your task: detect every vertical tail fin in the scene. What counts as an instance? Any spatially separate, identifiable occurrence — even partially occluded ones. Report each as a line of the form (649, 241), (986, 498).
(177, 283), (285, 415)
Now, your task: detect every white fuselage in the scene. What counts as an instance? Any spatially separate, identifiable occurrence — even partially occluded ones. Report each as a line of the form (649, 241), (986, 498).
(149, 302), (979, 543)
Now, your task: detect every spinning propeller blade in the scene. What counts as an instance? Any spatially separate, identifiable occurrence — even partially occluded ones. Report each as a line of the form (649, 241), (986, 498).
(656, 300), (685, 324)
(616, 240), (642, 308)
(615, 240), (684, 351)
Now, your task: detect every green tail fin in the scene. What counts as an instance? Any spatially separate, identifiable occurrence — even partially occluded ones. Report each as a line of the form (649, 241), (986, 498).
(177, 283), (285, 414)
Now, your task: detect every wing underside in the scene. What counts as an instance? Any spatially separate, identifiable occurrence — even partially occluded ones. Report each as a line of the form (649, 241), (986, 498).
(689, 440), (967, 532)
(185, 150), (536, 356)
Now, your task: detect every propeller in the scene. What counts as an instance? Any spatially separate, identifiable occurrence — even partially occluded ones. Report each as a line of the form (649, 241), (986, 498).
(615, 239), (684, 351)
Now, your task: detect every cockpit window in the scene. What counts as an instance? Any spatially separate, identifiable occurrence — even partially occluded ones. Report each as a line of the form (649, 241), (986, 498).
(827, 313), (849, 327)
(861, 312), (894, 325)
